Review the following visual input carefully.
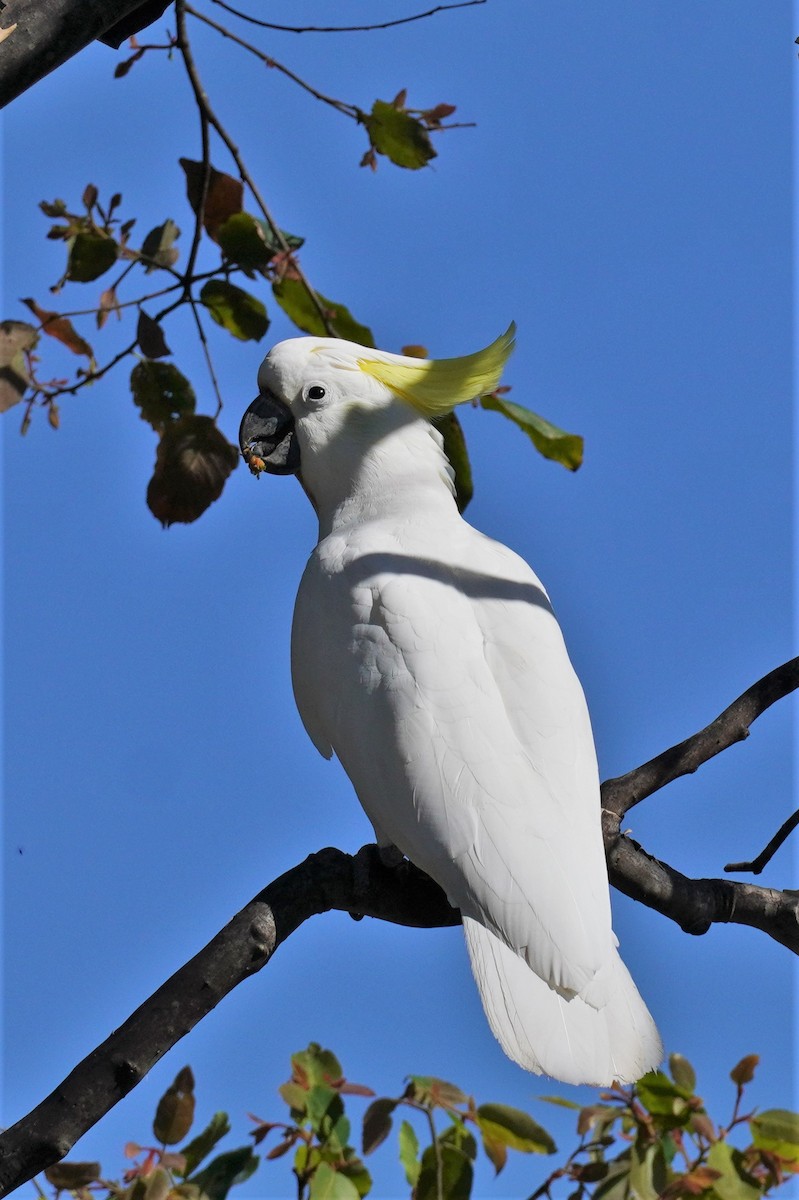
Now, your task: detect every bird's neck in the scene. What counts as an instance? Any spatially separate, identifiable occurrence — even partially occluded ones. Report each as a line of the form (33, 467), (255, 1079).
(302, 415), (460, 539)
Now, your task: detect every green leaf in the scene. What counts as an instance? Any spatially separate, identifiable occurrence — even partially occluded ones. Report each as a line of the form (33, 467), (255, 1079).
(415, 1142), (473, 1200)
(365, 100), (436, 169)
(669, 1053), (697, 1094)
(0, 320), (38, 412)
(67, 232), (118, 282)
(140, 219), (180, 272)
(292, 1044), (345, 1088)
(750, 1108), (799, 1164)
(216, 213), (282, 275)
(143, 1167), (172, 1200)
(131, 360), (196, 431)
(440, 1122), (477, 1161)
(188, 1147), (258, 1200)
(635, 1070), (694, 1121)
(398, 1120), (420, 1187)
(481, 1132), (507, 1176)
(137, 310), (171, 359)
(475, 1104), (555, 1155)
(179, 1112), (232, 1176)
(338, 1148), (372, 1198)
(433, 413), (473, 512)
(305, 1086), (350, 1152)
(309, 1163), (360, 1200)
(362, 1098), (397, 1155)
(537, 1096), (582, 1110)
(706, 1142), (761, 1200)
(405, 1076), (468, 1109)
(628, 1141), (667, 1200)
(272, 279), (374, 346)
(153, 1067), (195, 1145)
(279, 1082), (308, 1114)
(146, 414), (239, 527)
(480, 393), (583, 470)
(200, 280), (269, 342)
(592, 1155), (632, 1200)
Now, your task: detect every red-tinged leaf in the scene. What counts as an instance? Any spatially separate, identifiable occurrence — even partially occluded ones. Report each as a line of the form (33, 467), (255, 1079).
(82, 183), (98, 209)
(23, 298), (93, 359)
(424, 102), (457, 123)
(48, 401), (60, 429)
(337, 1082), (376, 1097)
(359, 148), (378, 172)
(97, 286), (121, 329)
(179, 159), (243, 240)
(137, 310), (171, 358)
(730, 1055), (759, 1086)
(124, 1142), (143, 1159)
(392, 87), (408, 108)
(147, 415), (239, 527)
(265, 1135), (296, 1160)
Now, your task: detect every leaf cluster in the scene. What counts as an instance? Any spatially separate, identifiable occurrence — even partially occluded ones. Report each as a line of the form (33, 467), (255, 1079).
(34, 1049), (798, 1200)
(2, 8), (583, 526)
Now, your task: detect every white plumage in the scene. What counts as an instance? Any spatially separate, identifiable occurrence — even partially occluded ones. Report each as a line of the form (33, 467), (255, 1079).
(241, 332), (661, 1085)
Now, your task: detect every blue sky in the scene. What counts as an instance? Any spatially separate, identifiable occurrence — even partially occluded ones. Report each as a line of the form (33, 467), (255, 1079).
(2, 3), (796, 1197)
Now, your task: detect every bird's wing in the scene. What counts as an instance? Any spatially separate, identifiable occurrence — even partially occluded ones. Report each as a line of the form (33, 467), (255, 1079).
(292, 523), (614, 998)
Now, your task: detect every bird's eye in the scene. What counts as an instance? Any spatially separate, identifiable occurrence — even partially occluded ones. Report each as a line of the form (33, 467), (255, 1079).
(304, 383), (327, 405)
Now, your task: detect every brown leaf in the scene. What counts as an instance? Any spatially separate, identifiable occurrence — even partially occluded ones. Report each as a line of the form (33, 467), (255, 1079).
(730, 1054), (759, 1086)
(97, 287), (121, 329)
(425, 102), (457, 123)
(82, 183), (98, 209)
(22, 298), (93, 359)
(147, 415), (239, 527)
(392, 87), (408, 109)
(179, 159), (243, 240)
(400, 344), (428, 359)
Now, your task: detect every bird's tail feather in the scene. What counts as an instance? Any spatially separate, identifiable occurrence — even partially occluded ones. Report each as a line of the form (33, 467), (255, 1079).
(463, 916), (662, 1086)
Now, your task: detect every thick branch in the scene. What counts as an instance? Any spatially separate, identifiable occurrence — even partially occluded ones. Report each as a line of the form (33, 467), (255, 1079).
(0, 848), (457, 1198)
(1, 660), (797, 1194)
(0, 0), (150, 108)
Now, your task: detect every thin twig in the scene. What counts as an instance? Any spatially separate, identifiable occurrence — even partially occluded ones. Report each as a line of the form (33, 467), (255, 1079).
(185, 5), (359, 119)
(725, 807), (799, 875)
(180, 5), (337, 335)
(175, 0), (213, 291)
(209, 0), (486, 35)
(188, 298), (224, 416)
(602, 658), (799, 818)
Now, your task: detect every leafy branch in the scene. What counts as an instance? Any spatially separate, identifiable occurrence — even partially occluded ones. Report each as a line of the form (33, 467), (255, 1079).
(1, 0), (582, 528)
(14, 1047), (799, 1200)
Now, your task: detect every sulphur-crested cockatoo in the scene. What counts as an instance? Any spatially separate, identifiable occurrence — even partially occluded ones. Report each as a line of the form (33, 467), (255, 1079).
(239, 327), (661, 1085)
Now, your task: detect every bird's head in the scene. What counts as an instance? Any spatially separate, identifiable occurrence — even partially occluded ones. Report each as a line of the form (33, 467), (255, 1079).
(238, 325), (515, 482)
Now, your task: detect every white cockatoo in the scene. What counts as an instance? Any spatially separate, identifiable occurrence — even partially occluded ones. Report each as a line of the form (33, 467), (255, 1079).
(239, 327), (661, 1085)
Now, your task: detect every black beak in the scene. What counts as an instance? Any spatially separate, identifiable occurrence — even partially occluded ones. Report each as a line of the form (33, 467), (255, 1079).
(239, 389), (300, 476)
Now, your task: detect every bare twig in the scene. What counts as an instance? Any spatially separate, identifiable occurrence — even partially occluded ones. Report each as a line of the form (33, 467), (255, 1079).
(208, 0), (486, 35)
(185, 5), (360, 119)
(725, 807), (799, 875)
(176, 0), (212, 293)
(601, 657), (799, 818)
(179, 4), (337, 336)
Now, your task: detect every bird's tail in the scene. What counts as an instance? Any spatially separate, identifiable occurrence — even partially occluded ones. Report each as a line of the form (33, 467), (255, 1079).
(462, 916), (662, 1086)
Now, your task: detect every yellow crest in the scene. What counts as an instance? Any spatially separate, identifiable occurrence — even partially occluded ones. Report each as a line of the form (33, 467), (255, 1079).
(357, 323), (515, 418)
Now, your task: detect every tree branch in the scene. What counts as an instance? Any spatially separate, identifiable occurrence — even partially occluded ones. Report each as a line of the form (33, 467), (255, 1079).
(601, 657), (799, 817)
(207, 0), (486, 36)
(1, 659), (797, 1196)
(0, 0), (152, 108)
